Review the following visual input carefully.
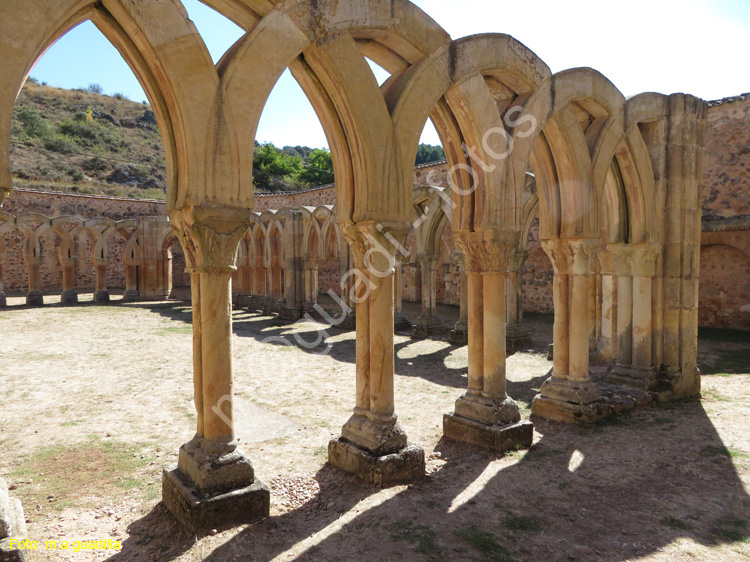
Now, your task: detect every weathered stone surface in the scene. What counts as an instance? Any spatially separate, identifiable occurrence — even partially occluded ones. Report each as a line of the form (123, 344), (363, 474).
(162, 466), (269, 534)
(0, 478), (28, 562)
(443, 416), (534, 453)
(328, 439), (425, 487)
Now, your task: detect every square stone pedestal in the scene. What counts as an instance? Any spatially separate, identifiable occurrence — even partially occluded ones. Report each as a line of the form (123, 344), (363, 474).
(328, 438), (425, 487)
(61, 290), (79, 305)
(606, 365), (658, 391)
(25, 292), (43, 307)
(530, 395), (608, 423)
(93, 290), (110, 304)
(443, 414), (534, 453)
(449, 328), (468, 346)
(163, 466), (269, 533)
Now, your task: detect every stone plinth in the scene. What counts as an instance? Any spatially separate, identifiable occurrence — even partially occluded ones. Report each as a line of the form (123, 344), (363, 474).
(607, 365), (658, 391)
(505, 324), (532, 353)
(0, 478), (29, 562)
(411, 316), (442, 338)
(93, 290), (110, 304)
(443, 415), (533, 453)
(449, 326), (468, 346)
(0, 294), (6, 308)
(162, 444), (269, 533)
(61, 290), (78, 305)
(328, 438), (424, 487)
(531, 376), (607, 423)
(25, 291), (42, 307)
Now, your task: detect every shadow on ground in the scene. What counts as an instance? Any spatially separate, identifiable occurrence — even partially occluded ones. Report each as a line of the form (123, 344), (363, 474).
(109, 396), (750, 562)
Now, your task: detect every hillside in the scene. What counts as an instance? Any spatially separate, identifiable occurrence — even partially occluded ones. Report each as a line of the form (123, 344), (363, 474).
(10, 80), (168, 199)
(9, 80), (446, 199)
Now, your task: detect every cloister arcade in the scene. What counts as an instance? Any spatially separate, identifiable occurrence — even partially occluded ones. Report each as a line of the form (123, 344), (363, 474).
(0, 0), (706, 532)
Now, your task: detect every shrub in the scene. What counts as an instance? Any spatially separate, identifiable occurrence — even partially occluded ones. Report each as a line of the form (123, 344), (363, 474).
(87, 83), (103, 94)
(17, 107), (53, 139)
(44, 134), (76, 154)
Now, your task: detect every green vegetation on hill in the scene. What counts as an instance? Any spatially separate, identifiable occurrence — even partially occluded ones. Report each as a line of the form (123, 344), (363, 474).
(9, 79), (446, 198)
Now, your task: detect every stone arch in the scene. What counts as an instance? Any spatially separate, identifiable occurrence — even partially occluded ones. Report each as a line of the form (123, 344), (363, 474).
(217, 0), (451, 223)
(51, 216), (85, 304)
(387, 33), (552, 232)
(0, 0), (218, 209)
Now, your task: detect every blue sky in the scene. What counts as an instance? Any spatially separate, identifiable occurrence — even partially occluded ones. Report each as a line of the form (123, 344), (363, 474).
(28, 0), (749, 148)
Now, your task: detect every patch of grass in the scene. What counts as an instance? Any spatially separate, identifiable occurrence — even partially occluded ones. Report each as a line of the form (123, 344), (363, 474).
(313, 446), (327, 457)
(59, 419), (86, 427)
(697, 445), (749, 461)
(660, 516), (694, 531)
(388, 519), (443, 559)
(503, 515), (543, 533)
(701, 388), (732, 402)
(710, 515), (749, 542)
(161, 326), (192, 335)
(454, 525), (514, 561)
(10, 438), (154, 510)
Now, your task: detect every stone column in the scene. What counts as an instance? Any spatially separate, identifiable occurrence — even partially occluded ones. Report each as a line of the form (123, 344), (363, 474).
(449, 253), (468, 345)
(329, 222), (424, 486)
(532, 239), (602, 422)
(596, 248), (616, 361)
(280, 210), (304, 321)
(23, 239), (43, 306)
(163, 205), (269, 531)
(608, 244), (661, 389)
(393, 264), (409, 329)
(411, 254), (441, 337)
(0, 262), (6, 308)
(505, 250), (531, 352)
(56, 237), (79, 305)
(444, 231), (533, 452)
(302, 261), (319, 313)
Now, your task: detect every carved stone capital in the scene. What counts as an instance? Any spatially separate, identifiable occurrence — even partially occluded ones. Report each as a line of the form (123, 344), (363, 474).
(597, 247), (614, 275)
(566, 239), (599, 276)
(541, 238), (568, 275)
(340, 220), (409, 275)
(170, 205), (251, 273)
(454, 230), (519, 273)
(417, 253), (440, 271)
(508, 251), (529, 273)
(608, 243), (661, 277)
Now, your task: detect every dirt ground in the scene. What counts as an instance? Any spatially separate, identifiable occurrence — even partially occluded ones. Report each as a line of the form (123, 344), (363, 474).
(0, 293), (748, 562)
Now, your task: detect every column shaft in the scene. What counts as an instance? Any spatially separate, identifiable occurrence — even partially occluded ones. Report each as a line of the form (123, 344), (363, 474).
(369, 272), (395, 419)
(569, 271), (590, 380)
(199, 269), (235, 445)
(552, 272), (570, 376)
(632, 275), (652, 367)
(482, 272), (507, 399)
(616, 274), (633, 366)
(466, 271), (484, 395)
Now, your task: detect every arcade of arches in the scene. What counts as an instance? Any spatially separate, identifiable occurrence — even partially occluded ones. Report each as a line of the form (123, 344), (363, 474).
(0, 0), (710, 532)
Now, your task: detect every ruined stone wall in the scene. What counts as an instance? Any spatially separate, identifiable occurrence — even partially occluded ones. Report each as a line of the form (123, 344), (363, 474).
(254, 186), (336, 211)
(522, 219), (554, 313)
(701, 95), (750, 218)
(317, 258), (340, 296)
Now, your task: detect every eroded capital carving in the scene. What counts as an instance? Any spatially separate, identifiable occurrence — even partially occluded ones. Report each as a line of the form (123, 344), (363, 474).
(566, 239), (599, 276)
(454, 230), (519, 273)
(170, 205), (252, 274)
(341, 220), (409, 276)
(608, 243), (661, 277)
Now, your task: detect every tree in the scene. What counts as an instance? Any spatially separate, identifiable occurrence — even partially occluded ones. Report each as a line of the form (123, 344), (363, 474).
(252, 142), (303, 192)
(415, 143), (445, 165)
(298, 149), (334, 187)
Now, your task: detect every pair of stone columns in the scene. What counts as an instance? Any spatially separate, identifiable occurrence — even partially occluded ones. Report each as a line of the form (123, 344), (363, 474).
(531, 239), (604, 422)
(411, 253), (442, 337)
(443, 231), (534, 451)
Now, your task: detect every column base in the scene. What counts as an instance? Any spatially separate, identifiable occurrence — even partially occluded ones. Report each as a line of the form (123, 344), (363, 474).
(162, 442), (269, 532)
(93, 290), (110, 304)
(531, 375), (606, 423)
(411, 317), (442, 339)
(394, 312), (410, 331)
(122, 290), (140, 303)
(279, 305), (304, 321)
(338, 312), (356, 330)
(443, 414), (533, 453)
(453, 394), (522, 426)
(328, 438), (424, 487)
(61, 290), (79, 305)
(606, 365), (658, 391)
(263, 297), (283, 316)
(25, 291), (43, 307)
(247, 295), (265, 312)
(505, 324), (532, 353)
(0, 293), (6, 308)
(162, 467), (269, 534)
(449, 328), (468, 346)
